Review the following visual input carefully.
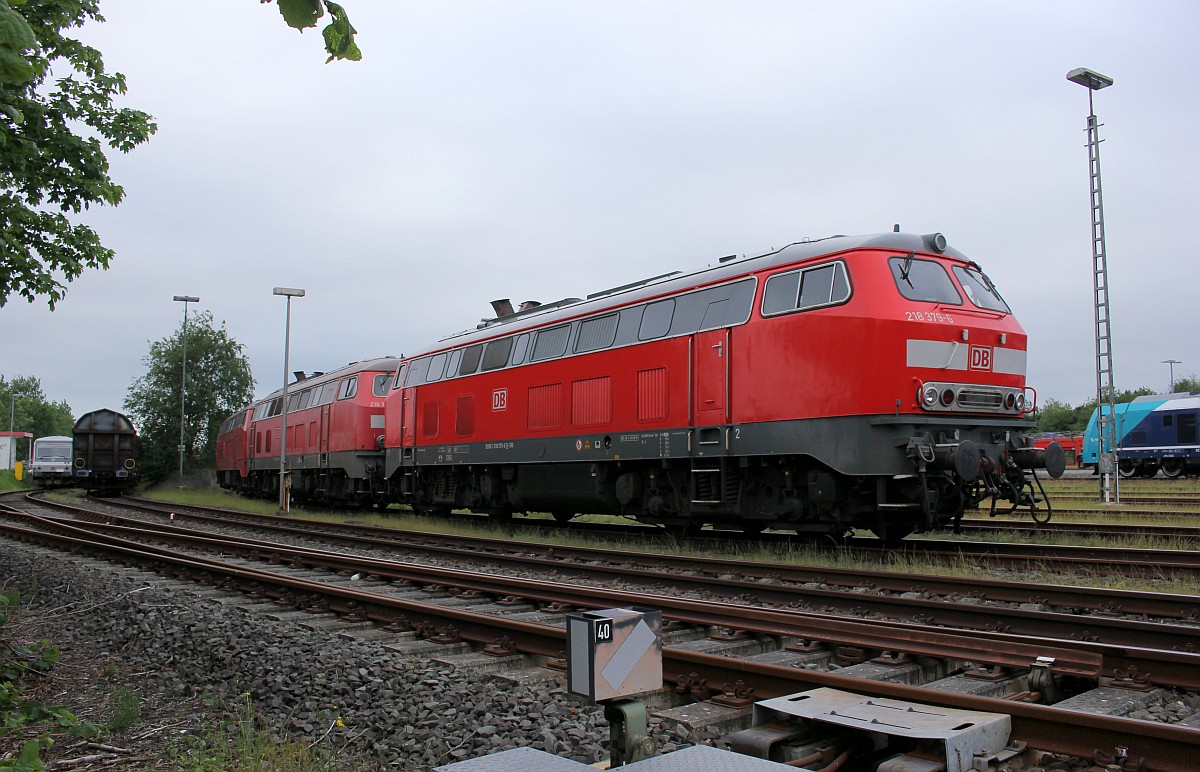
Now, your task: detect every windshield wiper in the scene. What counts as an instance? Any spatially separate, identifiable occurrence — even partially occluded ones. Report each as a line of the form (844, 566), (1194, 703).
(898, 251), (915, 288)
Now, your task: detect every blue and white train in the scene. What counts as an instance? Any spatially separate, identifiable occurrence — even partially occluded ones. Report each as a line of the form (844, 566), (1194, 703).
(1082, 393), (1200, 478)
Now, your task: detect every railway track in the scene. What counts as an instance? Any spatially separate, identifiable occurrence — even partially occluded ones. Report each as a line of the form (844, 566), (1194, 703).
(8, 491), (1200, 770)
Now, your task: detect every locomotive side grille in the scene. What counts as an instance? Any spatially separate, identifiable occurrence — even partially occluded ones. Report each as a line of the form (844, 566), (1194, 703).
(957, 389), (1004, 410)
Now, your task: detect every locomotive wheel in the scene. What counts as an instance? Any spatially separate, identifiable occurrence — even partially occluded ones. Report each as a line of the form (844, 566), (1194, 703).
(1161, 459), (1185, 479)
(1117, 459), (1138, 478)
(1138, 463), (1160, 478)
(552, 511), (574, 524)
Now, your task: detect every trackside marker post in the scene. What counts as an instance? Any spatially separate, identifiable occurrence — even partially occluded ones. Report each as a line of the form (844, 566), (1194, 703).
(566, 607), (662, 766)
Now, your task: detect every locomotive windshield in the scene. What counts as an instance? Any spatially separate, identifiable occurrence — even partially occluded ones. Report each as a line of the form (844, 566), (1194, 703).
(889, 255), (961, 304)
(35, 442), (70, 461)
(953, 265), (1010, 313)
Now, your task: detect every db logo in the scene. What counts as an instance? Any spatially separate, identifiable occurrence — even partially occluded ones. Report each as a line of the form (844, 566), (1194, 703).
(492, 389), (508, 411)
(969, 345), (993, 371)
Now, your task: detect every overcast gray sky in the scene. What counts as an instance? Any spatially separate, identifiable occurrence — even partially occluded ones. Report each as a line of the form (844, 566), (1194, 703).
(2, 1), (1197, 421)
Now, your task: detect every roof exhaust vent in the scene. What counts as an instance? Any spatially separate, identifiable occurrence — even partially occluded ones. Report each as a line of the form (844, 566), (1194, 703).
(490, 299), (515, 317)
(293, 371), (306, 382)
(519, 300), (541, 311)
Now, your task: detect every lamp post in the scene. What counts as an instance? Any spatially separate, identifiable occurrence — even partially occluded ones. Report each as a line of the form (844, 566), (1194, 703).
(1163, 359), (1181, 393)
(172, 295), (199, 479)
(1067, 66), (1119, 505)
(273, 287), (305, 513)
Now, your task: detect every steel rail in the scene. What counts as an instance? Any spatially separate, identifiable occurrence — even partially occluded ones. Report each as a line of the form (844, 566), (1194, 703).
(1, 516), (1198, 771)
(104, 493), (1200, 577)
(54, 507), (1200, 661)
(2, 508), (1106, 678)
(91, 494), (1200, 621)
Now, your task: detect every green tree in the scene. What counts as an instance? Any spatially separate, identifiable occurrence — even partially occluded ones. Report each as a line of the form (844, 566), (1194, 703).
(0, 374), (74, 460)
(123, 311), (254, 482)
(0, 0), (157, 309)
(1034, 398), (1079, 433)
(1172, 375), (1199, 394)
(1, 0), (358, 311)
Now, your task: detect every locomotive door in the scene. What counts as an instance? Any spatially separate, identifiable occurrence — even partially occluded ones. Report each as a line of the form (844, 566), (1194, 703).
(692, 328), (729, 426)
(318, 404), (331, 456)
(401, 388), (416, 449)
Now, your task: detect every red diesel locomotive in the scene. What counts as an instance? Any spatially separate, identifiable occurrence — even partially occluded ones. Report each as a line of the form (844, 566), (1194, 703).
(217, 358), (400, 505)
(218, 231), (1063, 540)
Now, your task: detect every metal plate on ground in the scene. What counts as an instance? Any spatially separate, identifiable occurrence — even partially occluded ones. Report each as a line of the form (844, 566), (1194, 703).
(619, 744), (795, 770)
(434, 746), (593, 771)
(754, 687), (1010, 772)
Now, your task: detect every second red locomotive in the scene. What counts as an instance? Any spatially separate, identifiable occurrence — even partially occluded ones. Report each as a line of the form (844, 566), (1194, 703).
(218, 231), (1063, 541)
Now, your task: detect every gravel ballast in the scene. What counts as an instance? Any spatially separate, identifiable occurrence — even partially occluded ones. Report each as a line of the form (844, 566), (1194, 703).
(0, 542), (700, 769)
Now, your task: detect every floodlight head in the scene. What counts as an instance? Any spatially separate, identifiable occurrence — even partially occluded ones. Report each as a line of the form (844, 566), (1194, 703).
(173, 295), (199, 303)
(1067, 68), (1114, 90)
(273, 287), (306, 297)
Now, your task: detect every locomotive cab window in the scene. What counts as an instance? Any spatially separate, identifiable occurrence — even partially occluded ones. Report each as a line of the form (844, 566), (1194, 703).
(372, 374), (391, 396)
(763, 261), (850, 316)
(890, 255), (962, 305)
(953, 266), (1010, 313)
(338, 376), (358, 400)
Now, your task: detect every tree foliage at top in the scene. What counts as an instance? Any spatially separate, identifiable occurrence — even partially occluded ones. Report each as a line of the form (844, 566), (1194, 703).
(0, 1), (359, 311)
(0, 0), (157, 310)
(0, 374), (74, 460)
(123, 310), (254, 482)
(1171, 375), (1200, 394)
(265, 0), (361, 62)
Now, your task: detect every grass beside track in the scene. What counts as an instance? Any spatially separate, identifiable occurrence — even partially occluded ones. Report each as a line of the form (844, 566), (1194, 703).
(128, 484), (1200, 597)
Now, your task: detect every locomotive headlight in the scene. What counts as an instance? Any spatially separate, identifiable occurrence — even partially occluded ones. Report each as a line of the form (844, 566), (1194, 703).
(124, 458), (136, 469)
(74, 458), (84, 468)
(1015, 393), (1026, 411)
(1005, 392), (1016, 410)
(941, 388), (955, 406)
(922, 385), (939, 407)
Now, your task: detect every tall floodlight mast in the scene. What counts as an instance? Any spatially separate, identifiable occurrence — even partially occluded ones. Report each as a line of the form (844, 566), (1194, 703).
(1067, 67), (1119, 505)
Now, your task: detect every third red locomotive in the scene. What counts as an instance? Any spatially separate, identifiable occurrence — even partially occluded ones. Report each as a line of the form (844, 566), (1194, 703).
(219, 230), (1064, 542)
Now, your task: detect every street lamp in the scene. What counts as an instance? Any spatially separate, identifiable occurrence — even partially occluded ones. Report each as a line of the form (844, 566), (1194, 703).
(172, 295), (200, 479)
(273, 287), (305, 513)
(1163, 359), (1181, 393)
(1067, 66), (1119, 505)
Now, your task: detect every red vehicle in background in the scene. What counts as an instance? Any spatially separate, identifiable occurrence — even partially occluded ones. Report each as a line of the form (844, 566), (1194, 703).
(215, 408), (252, 490)
(217, 358), (400, 506)
(1031, 433), (1084, 468)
